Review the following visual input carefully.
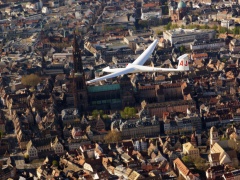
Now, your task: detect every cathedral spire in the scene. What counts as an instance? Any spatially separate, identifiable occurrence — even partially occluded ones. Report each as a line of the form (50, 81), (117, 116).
(73, 32), (84, 74)
(71, 32), (88, 114)
(73, 31), (79, 51)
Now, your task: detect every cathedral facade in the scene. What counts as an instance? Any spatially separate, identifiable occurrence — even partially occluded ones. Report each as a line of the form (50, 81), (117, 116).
(169, 0), (187, 21)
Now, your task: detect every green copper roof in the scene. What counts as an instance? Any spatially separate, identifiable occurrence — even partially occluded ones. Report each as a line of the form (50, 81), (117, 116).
(91, 99), (122, 105)
(87, 84), (120, 93)
(178, 1), (186, 8)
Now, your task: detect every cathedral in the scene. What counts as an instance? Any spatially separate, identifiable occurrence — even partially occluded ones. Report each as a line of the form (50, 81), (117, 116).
(70, 35), (135, 114)
(169, 0), (187, 21)
(70, 34), (89, 114)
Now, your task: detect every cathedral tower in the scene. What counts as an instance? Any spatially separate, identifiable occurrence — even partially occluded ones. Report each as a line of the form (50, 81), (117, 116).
(119, 75), (135, 107)
(72, 34), (88, 114)
(210, 126), (219, 147)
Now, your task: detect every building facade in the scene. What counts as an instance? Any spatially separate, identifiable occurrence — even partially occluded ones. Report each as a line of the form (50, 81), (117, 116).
(182, 142), (199, 158)
(163, 28), (216, 46)
(190, 39), (225, 50)
(141, 100), (196, 118)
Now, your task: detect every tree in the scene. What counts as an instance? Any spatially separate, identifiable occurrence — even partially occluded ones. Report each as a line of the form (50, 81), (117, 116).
(171, 23), (179, 29)
(194, 157), (208, 171)
(92, 110), (104, 119)
(138, 20), (148, 28)
(157, 30), (163, 35)
(213, 24), (218, 31)
(102, 114), (109, 120)
(104, 130), (122, 143)
(203, 24), (210, 29)
(218, 26), (228, 33)
(182, 155), (208, 171)
(120, 107), (136, 119)
(21, 74), (41, 88)
(165, 22), (172, 30)
(182, 155), (194, 167)
(52, 160), (59, 167)
(162, 5), (169, 15)
(179, 45), (186, 54)
(24, 154), (29, 163)
(233, 27), (240, 35)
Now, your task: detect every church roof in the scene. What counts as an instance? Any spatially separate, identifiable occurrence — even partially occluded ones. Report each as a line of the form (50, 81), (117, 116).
(87, 84), (120, 93)
(178, 1), (186, 9)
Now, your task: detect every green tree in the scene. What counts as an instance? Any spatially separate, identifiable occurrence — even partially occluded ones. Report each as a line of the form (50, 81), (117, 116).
(213, 24), (218, 31)
(120, 107), (136, 119)
(233, 27), (240, 35)
(165, 22), (180, 30)
(171, 23), (179, 29)
(21, 74), (41, 87)
(104, 130), (122, 143)
(186, 24), (200, 29)
(195, 157), (208, 171)
(182, 155), (194, 167)
(105, 26), (115, 32)
(179, 45), (186, 54)
(218, 26), (228, 33)
(182, 155), (208, 171)
(52, 160), (59, 167)
(203, 24), (210, 29)
(157, 30), (163, 35)
(138, 20), (148, 28)
(221, 58), (227, 63)
(24, 154), (29, 163)
(92, 110), (104, 119)
(165, 22), (172, 30)
(102, 114), (109, 120)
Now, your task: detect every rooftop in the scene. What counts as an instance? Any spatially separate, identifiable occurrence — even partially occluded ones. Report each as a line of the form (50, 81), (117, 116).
(165, 28), (216, 36)
(87, 84), (120, 93)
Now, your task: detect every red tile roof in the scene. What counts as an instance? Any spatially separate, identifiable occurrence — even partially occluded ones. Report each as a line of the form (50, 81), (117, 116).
(143, 3), (158, 8)
(173, 158), (189, 176)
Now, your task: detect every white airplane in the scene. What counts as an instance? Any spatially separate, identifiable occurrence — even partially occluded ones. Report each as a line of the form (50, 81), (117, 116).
(87, 39), (189, 84)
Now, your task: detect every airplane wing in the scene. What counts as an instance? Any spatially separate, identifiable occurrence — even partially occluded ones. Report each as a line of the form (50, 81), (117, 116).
(86, 67), (135, 84)
(132, 39), (159, 66)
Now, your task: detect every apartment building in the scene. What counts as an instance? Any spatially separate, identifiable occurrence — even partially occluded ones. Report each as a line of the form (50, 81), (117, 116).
(163, 28), (216, 46)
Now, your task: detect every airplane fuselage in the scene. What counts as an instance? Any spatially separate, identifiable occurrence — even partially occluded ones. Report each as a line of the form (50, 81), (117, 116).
(103, 63), (186, 74)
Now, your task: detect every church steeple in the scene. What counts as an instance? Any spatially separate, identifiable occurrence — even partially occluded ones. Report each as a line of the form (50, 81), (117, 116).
(210, 126), (219, 147)
(72, 33), (86, 90)
(73, 33), (84, 74)
(72, 33), (88, 114)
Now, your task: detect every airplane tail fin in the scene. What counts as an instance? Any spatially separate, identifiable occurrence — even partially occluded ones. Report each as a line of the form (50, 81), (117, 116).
(177, 54), (189, 71)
